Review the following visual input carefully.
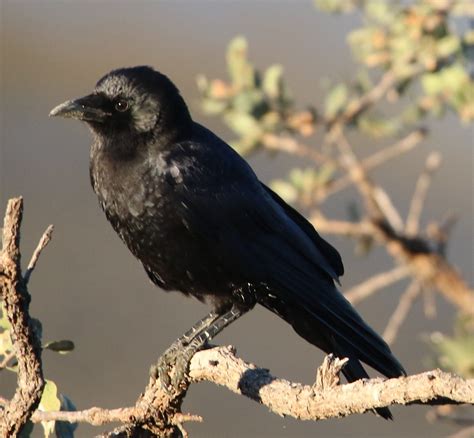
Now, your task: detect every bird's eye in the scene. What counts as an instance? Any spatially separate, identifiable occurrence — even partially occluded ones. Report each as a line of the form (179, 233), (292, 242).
(115, 100), (129, 112)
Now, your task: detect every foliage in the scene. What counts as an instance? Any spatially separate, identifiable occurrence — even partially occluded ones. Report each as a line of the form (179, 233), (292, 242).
(430, 315), (474, 378)
(198, 1), (474, 156)
(197, 36), (315, 154)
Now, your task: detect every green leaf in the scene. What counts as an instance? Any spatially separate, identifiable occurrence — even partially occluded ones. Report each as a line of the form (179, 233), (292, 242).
(44, 340), (75, 354)
(226, 36), (256, 90)
(39, 382), (78, 437)
(223, 110), (263, 138)
(316, 163), (336, 185)
(348, 28), (377, 61)
(314, 0), (357, 13)
(436, 35), (461, 58)
(324, 83), (348, 118)
(230, 138), (260, 156)
(200, 98), (228, 115)
(263, 64), (284, 99)
(0, 330), (13, 357)
(422, 64), (468, 96)
(195, 74), (208, 94)
(431, 333), (474, 378)
(270, 180), (299, 203)
(233, 89), (266, 116)
(442, 64), (469, 93)
(0, 302), (11, 330)
(39, 380), (61, 438)
(364, 0), (396, 25)
(40, 380), (61, 412)
(357, 115), (400, 138)
(421, 72), (444, 96)
(464, 30), (474, 45)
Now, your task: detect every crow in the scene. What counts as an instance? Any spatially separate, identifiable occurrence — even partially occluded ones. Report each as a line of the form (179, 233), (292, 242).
(50, 66), (405, 419)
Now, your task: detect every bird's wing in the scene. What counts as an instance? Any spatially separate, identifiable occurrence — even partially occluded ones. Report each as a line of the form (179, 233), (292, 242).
(261, 183), (344, 278)
(177, 160), (404, 378)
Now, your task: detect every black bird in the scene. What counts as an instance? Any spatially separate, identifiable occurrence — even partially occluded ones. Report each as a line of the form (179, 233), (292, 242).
(50, 66), (405, 418)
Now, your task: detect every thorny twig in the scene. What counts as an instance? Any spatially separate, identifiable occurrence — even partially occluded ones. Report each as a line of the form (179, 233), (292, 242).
(23, 225), (54, 285)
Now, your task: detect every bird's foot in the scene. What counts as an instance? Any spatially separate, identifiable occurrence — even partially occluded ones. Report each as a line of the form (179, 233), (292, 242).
(152, 336), (207, 395)
(151, 338), (185, 393)
(170, 337), (207, 388)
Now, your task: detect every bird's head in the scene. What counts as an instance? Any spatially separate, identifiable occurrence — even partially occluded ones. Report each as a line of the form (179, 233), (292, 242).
(50, 66), (192, 155)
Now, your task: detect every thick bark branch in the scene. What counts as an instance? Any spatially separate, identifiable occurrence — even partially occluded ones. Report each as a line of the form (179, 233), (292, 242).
(0, 198), (45, 437)
(188, 347), (473, 420)
(26, 346), (474, 429)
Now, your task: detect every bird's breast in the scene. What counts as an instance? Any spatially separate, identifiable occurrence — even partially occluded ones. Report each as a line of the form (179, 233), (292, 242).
(89, 149), (222, 294)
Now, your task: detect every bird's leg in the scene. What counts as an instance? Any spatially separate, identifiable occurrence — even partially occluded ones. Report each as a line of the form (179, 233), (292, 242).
(152, 311), (219, 388)
(170, 304), (249, 389)
(156, 285), (257, 393)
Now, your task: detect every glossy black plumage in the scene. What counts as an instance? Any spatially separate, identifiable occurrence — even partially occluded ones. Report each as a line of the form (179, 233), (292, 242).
(50, 66), (406, 418)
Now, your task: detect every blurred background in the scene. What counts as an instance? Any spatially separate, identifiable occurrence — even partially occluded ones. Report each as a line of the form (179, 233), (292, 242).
(1, 1), (473, 437)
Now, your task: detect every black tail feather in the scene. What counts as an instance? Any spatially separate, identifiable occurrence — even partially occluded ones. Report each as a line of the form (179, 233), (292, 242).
(334, 343), (394, 420)
(260, 295), (404, 420)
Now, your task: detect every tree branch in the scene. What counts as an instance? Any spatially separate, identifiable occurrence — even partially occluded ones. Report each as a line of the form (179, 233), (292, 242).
(23, 224), (54, 285)
(406, 152), (442, 236)
(383, 280), (422, 345)
(189, 347), (473, 419)
(0, 198), (45, 437)
(316, 128), (426, 202)
(25, 346), (474, 428)
(345, 266), (411, 305)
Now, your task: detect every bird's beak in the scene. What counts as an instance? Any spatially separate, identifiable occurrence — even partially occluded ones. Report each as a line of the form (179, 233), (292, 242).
(49, 94), (111, 122)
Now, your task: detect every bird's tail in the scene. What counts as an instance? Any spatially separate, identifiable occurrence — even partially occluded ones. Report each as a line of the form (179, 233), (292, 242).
(259, 295), (404, 420)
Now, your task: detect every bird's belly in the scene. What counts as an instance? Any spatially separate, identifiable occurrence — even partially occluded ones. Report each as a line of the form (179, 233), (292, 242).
(106, 205), (236, 297)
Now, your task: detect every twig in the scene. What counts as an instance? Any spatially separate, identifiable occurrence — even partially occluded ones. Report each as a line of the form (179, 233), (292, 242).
(23, 225), (54, 285)
(422, 288), (437, 319)
(383, 281), (422, 345)
(0, 351), (15, 371)
(373, 223), (474, 314)
(330, 127), (405, 231)
(317, 129), (426, 202)
(328, 64), (424, 127)
(310, 215), (373, 237)
(406, 152), (442, 236)
(311, 211), (473, 314)
(363, 129), (427, 170)
(329, 71), (397, 126)
(31, 406), (202, 427)
(0, 198), (45, 437)
(427, 212), (458, 256)
(345, 265), (410, 305)
(261, 133), (327, 164)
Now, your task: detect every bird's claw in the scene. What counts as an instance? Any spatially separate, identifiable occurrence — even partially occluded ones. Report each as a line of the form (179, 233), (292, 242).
(153, 337), (207, 395)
